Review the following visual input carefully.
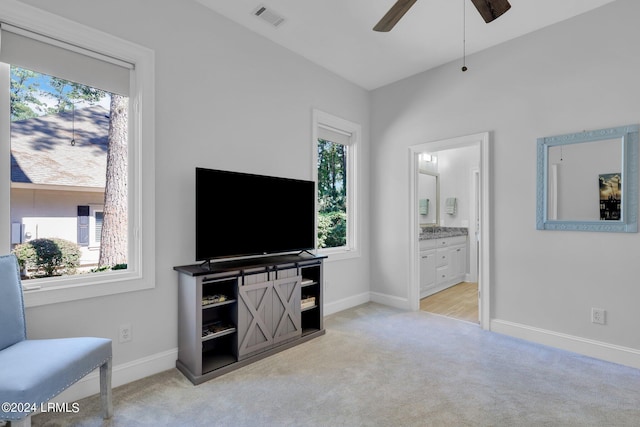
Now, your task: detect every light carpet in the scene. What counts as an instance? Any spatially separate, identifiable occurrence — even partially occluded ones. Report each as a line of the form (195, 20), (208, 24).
(32, 303), (640, 426)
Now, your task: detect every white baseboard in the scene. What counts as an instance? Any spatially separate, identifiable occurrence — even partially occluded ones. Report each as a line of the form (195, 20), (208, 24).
(369, 291), (410, 311)
(52, 347), (178, 403)
(324, 292), (370, 316)
(44, 293), (390, 405)
(491, 319), (640, 370)
(323, 291), (411, 316)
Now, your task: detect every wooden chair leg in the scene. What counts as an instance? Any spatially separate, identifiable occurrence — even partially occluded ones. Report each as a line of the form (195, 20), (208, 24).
(99, 358), (113, 419)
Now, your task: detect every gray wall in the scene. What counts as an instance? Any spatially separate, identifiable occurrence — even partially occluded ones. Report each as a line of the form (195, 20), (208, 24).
(371, 0), (640, 352)
(14, 0), (640, 386)
(437, 146), (479, 228)
(18, 0), (370, 373)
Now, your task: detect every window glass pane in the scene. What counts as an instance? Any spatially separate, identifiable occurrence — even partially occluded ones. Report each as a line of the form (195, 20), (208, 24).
(317, 138), (347, 248)
(95, 211), (104, 243)
(9, 65), (128, 278)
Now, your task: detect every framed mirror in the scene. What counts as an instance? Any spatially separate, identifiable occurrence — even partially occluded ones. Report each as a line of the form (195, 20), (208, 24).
(418, 171), (439, 227)
(536, 124), (639, 232)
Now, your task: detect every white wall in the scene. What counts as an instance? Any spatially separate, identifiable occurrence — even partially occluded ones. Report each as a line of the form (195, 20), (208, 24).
(371, 0), (640, 363)
(436, 146), (479, 228)
(15, 0), (370, 389)
(13, 0), (640, 394)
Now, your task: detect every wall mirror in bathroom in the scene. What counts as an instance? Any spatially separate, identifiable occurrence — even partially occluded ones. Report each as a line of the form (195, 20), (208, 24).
(418, 171), (439, 227)
(536, 124), (639, 232)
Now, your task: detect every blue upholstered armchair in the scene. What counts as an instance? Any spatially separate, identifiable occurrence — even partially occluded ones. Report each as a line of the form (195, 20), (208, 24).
(0, 254), (113, 427)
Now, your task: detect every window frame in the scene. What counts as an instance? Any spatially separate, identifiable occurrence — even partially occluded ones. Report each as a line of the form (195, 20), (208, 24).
(0, 2), (155, 307)
(312, 109), (360, 261)
(91, 206), (104, 248)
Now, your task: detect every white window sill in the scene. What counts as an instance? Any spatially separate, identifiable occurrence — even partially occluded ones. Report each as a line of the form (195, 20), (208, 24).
(22, 270), (154, 308)
(317, 247), (360, 262)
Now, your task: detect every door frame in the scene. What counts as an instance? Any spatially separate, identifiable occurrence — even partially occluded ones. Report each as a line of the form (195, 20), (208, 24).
(408, 132), (491, 329)
(469, 167), (480, 283)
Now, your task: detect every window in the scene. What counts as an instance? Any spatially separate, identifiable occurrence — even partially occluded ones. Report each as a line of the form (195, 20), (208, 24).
(0, 3), (155, 306)
(75, 205), (104, 248)
(317, 138), (348, 248)
(94, 210), (104, 244)
(312, 109), (360, 259)
(78, 206), (90, 247)
(10, 64), (125, 275)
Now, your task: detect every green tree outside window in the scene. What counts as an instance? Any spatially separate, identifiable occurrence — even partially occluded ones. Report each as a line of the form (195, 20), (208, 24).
(317, 139), (347, 248)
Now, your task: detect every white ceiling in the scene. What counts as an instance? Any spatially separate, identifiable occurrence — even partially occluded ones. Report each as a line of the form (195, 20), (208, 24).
(195, 0), (617, 90)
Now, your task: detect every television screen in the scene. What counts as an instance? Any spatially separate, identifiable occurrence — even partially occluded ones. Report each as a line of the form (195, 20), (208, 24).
(195, 167), (316, 261)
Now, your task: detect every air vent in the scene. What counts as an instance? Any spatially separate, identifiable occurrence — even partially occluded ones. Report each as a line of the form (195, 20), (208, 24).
(253, 5), (285, 28)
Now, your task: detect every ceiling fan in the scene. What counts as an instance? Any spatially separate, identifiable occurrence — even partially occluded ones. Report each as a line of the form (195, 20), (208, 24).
(373, 0), (511, 32)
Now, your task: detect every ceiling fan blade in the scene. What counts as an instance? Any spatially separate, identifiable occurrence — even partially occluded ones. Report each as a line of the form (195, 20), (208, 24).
(469, 0), (511, 23)
(373, 0), (418, 32)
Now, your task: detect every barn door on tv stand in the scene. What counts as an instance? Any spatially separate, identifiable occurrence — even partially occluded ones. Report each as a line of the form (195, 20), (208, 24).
(271, 269), (302, 346)
(237, 273), (273, 359)
(237, 268), (302, 360)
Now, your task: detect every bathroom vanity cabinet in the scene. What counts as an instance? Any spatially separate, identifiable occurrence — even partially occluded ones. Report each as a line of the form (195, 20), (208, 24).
(420, 235), (467, 298)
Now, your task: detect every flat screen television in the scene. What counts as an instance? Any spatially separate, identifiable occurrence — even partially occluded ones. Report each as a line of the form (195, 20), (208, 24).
(195, 167), (316, 261)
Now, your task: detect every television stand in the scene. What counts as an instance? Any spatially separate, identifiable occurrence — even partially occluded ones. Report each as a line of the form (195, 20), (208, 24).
(173, 253), (326, 385)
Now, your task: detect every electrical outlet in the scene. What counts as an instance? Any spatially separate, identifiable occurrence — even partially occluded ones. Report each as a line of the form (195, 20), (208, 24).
(591, 308), (606, 325)
(119, 323), (132, 343)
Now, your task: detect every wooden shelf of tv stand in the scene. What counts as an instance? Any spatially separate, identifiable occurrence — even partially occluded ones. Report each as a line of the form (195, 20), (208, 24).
(202, 326), (236, 342)
(301, 279), (316, 287)
(301, 304), (318, 313)
(174, 253), (326, 385)
(202, 299), (236, 310)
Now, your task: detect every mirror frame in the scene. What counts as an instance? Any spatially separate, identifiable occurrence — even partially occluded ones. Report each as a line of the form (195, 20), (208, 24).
(536, 124), (638, 232)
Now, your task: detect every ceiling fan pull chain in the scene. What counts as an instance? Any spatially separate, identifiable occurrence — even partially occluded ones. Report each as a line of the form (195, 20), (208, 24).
(462, 0), (468, 72)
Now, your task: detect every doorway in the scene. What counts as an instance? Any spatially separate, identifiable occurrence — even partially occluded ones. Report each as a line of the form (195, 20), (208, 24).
(408, 132), (491, 329)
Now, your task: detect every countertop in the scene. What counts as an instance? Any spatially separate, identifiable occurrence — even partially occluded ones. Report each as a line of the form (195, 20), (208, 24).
(419, 226), (468, 240)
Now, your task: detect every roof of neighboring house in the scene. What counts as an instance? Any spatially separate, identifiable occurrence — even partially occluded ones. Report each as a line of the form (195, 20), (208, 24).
(11, 105), (109, 188)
